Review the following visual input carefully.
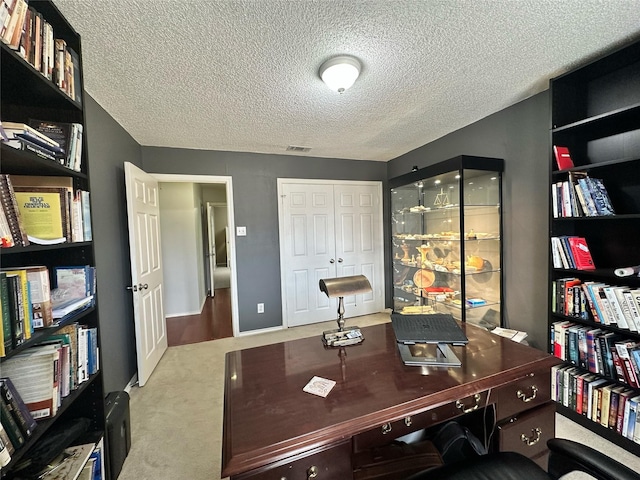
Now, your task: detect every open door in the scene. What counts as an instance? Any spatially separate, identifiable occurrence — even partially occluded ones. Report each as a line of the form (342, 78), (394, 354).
(207, 202), (216, 296)
(124, 162), (168, 387)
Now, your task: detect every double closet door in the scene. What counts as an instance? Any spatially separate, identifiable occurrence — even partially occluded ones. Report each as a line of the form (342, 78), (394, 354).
(278, 180), (384, 327)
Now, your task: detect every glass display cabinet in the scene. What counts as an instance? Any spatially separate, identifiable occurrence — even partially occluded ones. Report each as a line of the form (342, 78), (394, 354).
(389, 155), (504, 329)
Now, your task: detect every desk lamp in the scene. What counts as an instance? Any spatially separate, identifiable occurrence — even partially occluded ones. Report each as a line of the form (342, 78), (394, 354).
(319, 274), (372, 347)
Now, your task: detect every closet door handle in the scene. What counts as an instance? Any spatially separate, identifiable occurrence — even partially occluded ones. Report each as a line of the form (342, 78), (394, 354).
(338, 258), (343, 263)
(330, 258), (335, 264)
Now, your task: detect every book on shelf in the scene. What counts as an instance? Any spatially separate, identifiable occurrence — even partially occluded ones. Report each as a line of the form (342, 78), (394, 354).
(5, 273), (26, 348)
(10, 265), (53, 329)
(0, 174), (29, 247)
(0, 394), (24, 450)
(1, 344), (60, 419)
(55, 265), (96, 300)
(0, 422), (13, 467)
(27, 442), (96, 480)
(2, 268), (32, 340)
(28, 119), (83, 169)
(12, 185), (70, 244)
(0, 377), (37, 438)
(553, 145), (574, 170)
(1, 121), (62, 151)
(52, 295), (94, 320)
(1, 0), (26, 49)
(0, 272), (13, 356)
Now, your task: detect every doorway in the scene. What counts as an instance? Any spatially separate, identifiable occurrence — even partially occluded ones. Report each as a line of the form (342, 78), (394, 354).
(152, 174), (239, 343)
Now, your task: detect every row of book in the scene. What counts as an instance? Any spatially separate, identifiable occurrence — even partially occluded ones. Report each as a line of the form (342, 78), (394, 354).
(552, 278), (640, 331)
(2, 119), (84, 172)
(551, 236), (596, 270)
(1, 0), (81, 103)
(551, 320), (640, 388)
(0, 174), (92, 248)
(2, 320), (99, 422)
(552, 363), (640, 444)
(1, 264), (96, 357)
(552, 171), (615, 218)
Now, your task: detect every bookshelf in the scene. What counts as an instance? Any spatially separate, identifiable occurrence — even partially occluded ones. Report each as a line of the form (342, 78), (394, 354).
(548, 39), (640, 454)
(1, 1), (106, 477)
(389, 155), (504, 330)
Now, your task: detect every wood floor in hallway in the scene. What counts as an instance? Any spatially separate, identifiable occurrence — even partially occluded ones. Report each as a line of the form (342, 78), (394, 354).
(166, 288), (233, 346)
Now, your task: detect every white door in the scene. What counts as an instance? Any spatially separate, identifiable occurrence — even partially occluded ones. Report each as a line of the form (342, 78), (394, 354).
(124, 162), (168, 387)
(334, 184), (381, 317)
(207, 203), (216, 296)
(279, 181), (384, 328)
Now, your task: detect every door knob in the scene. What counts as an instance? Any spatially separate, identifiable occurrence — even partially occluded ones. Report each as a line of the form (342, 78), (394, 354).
(338, 258), (343, 263)
(139, 283), (148, 290)
(330, 259), (335, 264)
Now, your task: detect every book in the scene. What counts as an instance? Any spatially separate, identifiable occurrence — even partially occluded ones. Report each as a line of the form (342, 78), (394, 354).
(0, 422), (13, 466)
(0, 395), (24, 449)
(3, 135), (60, 162)
(25, 442), (96, 480)
(55, 265), (94, 300)
(5, 273), (25, 348)
(28, 119), (82, 166)
(567, 236), (595, 270)
(2, 269), (32, 339)
(1, 121), (61, 149)
(588, 177), (615, 216)
(0, 377), (37, 438)
(0, 272), (12, 355)
(0, 204), (15, 247)
(12, 186), (70, 244)
(0, 174), (29, 246)
(80, 190), (92, 241)
(52, 295), (93, 320)
(14, 265), (53, 329)
(1, 344), (60, 419)
(553, 145), (574, 170)
(615, 340), (640, 388)
(602, 286), (629, 330)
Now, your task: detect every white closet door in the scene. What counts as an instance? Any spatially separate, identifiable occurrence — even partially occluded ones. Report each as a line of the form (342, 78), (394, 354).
(279, 180), (384, 328)
(281, 183), (337, 327)
(334, 184), (383, 318)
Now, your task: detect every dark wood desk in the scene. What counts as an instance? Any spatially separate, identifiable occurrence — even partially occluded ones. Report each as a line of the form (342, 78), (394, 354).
(221, 322), (560, 479)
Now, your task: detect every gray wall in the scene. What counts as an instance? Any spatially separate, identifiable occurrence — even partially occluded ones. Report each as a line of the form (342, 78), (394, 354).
(85, 95), (143, 393)
(140, 148), (388, 332)
(388, 92), (550, 349)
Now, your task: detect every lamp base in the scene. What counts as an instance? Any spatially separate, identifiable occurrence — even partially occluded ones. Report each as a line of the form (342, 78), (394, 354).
(322, 327), (364, 347)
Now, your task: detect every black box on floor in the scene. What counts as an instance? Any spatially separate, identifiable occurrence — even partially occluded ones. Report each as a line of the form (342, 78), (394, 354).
(105, 391), (131, 480)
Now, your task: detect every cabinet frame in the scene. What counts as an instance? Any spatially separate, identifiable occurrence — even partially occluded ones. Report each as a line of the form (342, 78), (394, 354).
(388, 155), (504, 328)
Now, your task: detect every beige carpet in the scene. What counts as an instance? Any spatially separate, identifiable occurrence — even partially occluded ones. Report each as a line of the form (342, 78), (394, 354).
(117, 312), (640, 480)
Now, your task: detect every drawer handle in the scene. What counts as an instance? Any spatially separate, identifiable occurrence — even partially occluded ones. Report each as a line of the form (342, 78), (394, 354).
(516, 385), (538, 403)
(520, 427), (541, 446)
(455, 393), (481, 414)
(405, 416), (412, 427)
(381, 422), (392, 435)
(307, 465), (318, 479)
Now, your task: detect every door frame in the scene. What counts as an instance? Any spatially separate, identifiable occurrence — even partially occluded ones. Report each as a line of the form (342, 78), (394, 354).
(277, 178), (385, 329)
(152, 174), (240, 337)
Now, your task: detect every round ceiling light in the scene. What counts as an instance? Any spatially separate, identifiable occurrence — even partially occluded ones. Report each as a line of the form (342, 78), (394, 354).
(319, 55), (361, 93)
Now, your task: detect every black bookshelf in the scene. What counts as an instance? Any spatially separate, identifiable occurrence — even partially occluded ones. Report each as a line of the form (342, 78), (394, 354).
(548, 39), (640, 454)
(1, 1), (106, 477)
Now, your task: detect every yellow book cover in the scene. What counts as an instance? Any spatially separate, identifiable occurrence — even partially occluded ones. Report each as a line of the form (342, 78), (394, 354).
(12, 187), (68, 244)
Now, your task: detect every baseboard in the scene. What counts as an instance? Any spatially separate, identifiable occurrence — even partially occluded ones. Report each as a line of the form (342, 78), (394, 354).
(237, 325), (285, 337)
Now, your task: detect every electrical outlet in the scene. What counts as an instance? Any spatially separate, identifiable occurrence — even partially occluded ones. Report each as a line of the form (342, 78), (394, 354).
(257, 303), (264, 313)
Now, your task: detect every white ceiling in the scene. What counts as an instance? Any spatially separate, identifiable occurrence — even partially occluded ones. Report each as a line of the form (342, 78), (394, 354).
(53, 0), (640, 162)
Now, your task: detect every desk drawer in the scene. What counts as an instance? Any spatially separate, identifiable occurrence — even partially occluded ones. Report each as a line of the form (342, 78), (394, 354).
(353, 392), (489, 452)
(494, 368), (551, 420)
(232, 441), (352, 480)
(497, 402), (555, 459)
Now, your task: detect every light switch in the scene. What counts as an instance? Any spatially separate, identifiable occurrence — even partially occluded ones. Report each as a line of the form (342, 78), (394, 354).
(236, 226), (247, 236)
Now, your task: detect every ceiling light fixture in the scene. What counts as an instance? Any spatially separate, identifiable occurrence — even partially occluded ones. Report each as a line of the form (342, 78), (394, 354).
(319, 55), (361, 93)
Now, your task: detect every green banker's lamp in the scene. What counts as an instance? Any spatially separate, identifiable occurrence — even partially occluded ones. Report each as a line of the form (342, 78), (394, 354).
(319, 274), (372, 347)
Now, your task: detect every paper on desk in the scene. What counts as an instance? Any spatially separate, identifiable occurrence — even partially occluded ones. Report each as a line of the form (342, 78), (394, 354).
(303, 376), (336, 397)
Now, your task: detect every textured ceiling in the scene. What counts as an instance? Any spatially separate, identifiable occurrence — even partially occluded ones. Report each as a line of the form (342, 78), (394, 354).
(53, 0), (640, 162)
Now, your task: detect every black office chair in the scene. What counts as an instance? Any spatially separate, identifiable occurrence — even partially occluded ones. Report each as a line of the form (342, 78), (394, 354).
(404, 438), (640, 480)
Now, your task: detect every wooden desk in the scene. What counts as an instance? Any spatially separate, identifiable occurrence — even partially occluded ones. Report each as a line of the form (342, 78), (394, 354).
(221, 322), (560, 479)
